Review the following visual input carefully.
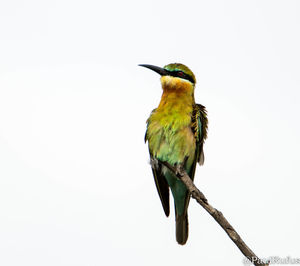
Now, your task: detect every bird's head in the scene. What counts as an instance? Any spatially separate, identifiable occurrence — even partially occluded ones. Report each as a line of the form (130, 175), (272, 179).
(139, 63), (196, 92)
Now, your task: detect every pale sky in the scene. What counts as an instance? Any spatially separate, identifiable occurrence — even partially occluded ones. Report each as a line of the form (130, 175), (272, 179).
(0, 1), (299, 265)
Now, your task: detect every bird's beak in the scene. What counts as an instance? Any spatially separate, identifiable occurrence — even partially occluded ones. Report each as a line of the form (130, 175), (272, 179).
(139, 64), (169, 76)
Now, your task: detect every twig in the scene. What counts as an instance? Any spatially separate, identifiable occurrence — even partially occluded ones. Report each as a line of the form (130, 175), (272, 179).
(159, 160), (269, 266)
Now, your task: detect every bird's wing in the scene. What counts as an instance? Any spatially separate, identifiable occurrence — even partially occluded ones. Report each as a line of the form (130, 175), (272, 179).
(145, 109), (170, 217)
(191, 104), (208, 167)
(196, 104), (208, 165)
(149, 157), (170, 217)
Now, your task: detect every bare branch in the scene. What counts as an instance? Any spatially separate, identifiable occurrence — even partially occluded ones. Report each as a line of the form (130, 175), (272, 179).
(159, 160), (269, 266)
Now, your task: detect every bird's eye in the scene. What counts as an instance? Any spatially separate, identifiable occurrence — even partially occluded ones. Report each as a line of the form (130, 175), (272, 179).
(178, 71), (184, 77)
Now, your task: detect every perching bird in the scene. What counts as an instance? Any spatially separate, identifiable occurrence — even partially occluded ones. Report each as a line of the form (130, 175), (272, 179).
(140, 63), (208, 245)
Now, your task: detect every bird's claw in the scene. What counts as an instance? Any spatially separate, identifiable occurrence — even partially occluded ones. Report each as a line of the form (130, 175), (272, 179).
(150, 158), (159, 170)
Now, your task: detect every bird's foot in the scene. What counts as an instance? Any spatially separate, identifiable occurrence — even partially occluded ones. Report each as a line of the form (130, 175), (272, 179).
(150, 158), (159, 170)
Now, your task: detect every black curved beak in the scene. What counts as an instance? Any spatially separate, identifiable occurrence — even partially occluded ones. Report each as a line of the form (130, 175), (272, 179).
(139, 64), (169, 76)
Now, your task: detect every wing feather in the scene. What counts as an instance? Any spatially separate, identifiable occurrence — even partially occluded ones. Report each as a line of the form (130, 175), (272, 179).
(145, 108), (170, 217)
(192, 104), (208, 165)
(150, 157), (170, 217)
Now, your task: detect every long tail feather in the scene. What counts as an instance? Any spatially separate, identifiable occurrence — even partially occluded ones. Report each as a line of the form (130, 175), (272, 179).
(176, 213), (189, 245)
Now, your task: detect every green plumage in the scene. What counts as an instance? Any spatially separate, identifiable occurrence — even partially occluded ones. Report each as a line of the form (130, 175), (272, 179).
(142, 63), (208, 245)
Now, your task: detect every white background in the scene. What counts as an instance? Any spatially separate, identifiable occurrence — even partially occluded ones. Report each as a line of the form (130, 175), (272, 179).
(0, 1), (299, 265)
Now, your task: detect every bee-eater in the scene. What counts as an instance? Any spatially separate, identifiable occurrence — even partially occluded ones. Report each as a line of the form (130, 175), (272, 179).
(140, 63), (208, 245)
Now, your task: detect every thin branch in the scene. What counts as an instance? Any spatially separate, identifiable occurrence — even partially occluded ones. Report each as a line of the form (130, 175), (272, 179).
(159, 160), (269, 266)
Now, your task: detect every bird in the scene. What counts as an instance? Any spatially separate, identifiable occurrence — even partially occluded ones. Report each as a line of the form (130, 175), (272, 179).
(140, 63), (208, 245)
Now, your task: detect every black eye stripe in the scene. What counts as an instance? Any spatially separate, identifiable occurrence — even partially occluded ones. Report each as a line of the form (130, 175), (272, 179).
(168, 70), (195, 83)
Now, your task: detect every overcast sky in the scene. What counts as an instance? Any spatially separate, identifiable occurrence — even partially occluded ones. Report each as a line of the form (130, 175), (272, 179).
(0, 1), (299, 265)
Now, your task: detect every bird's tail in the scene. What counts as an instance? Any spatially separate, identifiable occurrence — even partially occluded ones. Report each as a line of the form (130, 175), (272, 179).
(176, 213), (189, 245)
